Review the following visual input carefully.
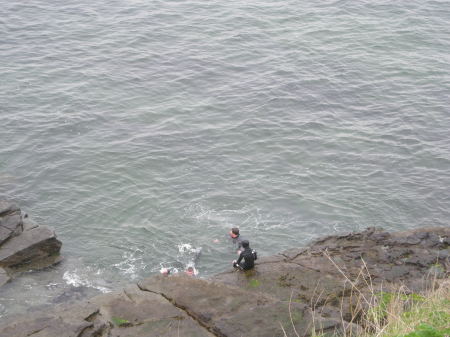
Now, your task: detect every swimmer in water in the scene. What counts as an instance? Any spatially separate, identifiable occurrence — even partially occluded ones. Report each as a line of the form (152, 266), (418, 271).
(160, 268), (171, 275)
(229, 227), (247, 254)
(185, 266), (195, 276)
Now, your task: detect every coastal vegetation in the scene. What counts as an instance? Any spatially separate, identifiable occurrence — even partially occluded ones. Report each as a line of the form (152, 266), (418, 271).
(292, 265), (450, 337)
(362, 283), (449, 337)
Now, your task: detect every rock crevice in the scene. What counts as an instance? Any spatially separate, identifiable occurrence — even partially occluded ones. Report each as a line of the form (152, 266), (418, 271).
(136, 281), (225, 337)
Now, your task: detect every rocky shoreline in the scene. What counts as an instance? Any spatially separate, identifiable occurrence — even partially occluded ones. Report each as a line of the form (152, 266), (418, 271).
(0, 201), (62, 287)
(0, 222), (448, 337)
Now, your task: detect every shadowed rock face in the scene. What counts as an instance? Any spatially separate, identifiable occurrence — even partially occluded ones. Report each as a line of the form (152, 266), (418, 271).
(0, 227), (448, 337)
(0, 201), (62, 286)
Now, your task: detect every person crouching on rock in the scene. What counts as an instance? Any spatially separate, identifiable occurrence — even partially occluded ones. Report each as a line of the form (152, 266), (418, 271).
(232, 240), (257, 271)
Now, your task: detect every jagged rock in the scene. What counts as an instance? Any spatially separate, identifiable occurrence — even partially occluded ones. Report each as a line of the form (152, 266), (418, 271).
(0, 201), (62, 282)
(0, 225), (62, 269)
(0, 201), (62, 290)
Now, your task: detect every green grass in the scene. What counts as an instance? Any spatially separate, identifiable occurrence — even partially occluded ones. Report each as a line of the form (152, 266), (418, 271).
(248, 279), (261, 288)
(400, 323), (450, 337)
(368, 291), (426, 325)
(304, 281), (450, 337)
(376, 284), (450, 337)
(111, 316), (131, 327)
(281, 253), (449, 337)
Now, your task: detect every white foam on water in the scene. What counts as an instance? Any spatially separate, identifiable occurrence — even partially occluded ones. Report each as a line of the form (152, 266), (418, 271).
(63, 269), (111, 294)
(177, 243), (202, 256)
(45, 282), (60, 290)
(159, 243), (202, 276)
(177, 243), (201, 262)
(111, 248), (146, 280)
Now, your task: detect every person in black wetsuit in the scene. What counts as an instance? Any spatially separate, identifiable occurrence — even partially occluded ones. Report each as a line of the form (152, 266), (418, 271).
(232, 240), (257, 271)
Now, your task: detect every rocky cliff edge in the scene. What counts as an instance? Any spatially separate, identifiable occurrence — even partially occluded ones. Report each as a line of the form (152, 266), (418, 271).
(0, 226), (448, 337)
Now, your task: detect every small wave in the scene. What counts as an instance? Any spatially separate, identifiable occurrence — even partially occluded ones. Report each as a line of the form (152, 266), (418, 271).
(159, 265), (198, 276)
(63, 269), (111, 293)
(155, 243), (203, 275)
(112, 249), (146, 280)
(177, 243), (201, 255)
(177, 243), (202, 263)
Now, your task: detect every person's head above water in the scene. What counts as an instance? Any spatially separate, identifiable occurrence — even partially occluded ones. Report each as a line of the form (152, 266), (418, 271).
(230, 227), (240, 238)
(185, 266), (195, 276)
(241, 240), (249, 248)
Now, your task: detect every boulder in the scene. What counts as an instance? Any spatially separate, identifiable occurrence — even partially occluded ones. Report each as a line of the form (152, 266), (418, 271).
(0, 225), (62, 269)
(0, 200), (62, 286)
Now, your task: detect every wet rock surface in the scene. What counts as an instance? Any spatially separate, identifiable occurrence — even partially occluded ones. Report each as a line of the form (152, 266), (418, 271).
(0, 201), (62, 286)
(0, 226), (448, 337)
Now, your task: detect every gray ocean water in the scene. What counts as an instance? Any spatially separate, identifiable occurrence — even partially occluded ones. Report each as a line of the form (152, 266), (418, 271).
(1, 0), (450, 320)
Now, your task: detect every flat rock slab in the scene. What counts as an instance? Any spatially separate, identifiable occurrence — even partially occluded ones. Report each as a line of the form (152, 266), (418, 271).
(213, 262), (346, 305)
(0, 315), (93, 337)
(99, 285), (215, 337)
(138, 274), (336, 337)
(0, 284), (215, 337)
(138, 274), (277, 321)
(0, 225), (61, 269)
(214, 301), (343, 337)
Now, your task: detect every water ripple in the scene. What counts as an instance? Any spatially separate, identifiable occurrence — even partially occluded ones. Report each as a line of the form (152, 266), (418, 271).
(1, 0), (450, 321)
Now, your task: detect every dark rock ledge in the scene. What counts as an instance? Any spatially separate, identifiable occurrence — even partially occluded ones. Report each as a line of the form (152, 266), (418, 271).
(0, 200), (62, 287)
(0, 226), (448, 337)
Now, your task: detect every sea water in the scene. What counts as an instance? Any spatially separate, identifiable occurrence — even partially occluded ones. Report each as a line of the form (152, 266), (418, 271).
(1, 0), (449, 320)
